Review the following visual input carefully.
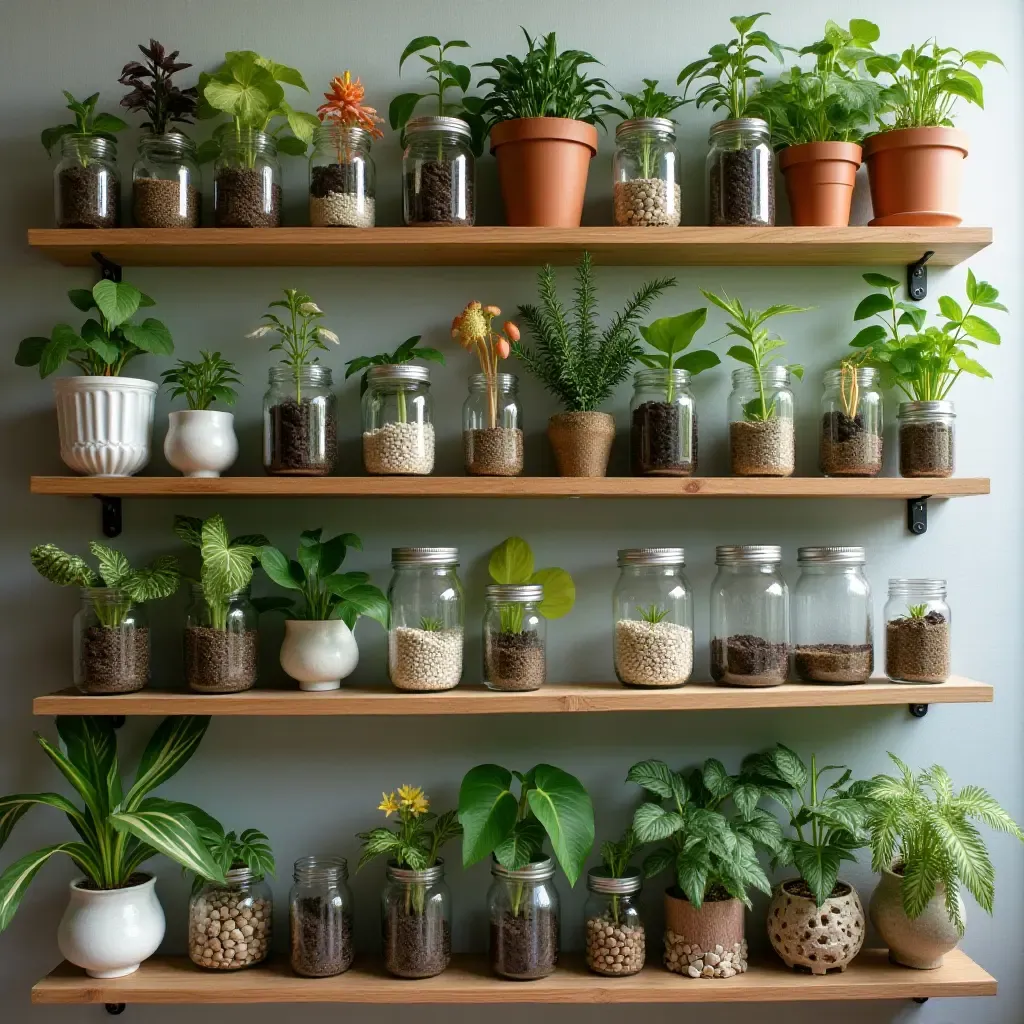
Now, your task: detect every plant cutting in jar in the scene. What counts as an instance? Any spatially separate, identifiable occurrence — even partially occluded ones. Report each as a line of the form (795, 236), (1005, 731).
(119, 39), (198, 132)
(346, 334), (445, 405)
(189, 827), (275, 895)
(359, 786), (462, 875)
(41, 90), (128, 156)
(597, 826), (640, 924)
(608, 79), (685, 178)
(488, 536), (575, 634)
(636, 307), (721, 399)
(584, 826), (646, 977)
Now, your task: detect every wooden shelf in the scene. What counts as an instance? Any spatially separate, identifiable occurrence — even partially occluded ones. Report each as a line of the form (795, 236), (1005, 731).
(27, 226), (991, 269)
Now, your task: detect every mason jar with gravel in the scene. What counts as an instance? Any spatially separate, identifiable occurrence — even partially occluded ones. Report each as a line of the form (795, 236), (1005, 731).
(184, 583), (258, 693)
(132, 131), (201, 228)
(820, 367), (883, 477)
(189, 866), (272, 971)
(382, 859), (451, 978)
(362, 365), (434, 475)
(710, 545), (789, 687)
(388, 547), (464, 692)
(612, 118), (681, 227)
(483, 584), (546, 691)
(54, 135), (120, 229)
(630, 369), (697, 476)
(613, 548), (693, 688)
(898, 401), (955, 478)
(263, 365), (337, 475)
(584, 868), (645, 976)
(706, 118), (774, 226)
(214, 128), (281, 228)
(309, 124), (375, 228)
(463, 372), (524, 476)
(489, 857), (560, 979)
(728, 367), (795, 476)
(73, 589), (148, 694)
(402, 116), (475, 226)
(289, 855), (354, 978)
(885, 579), (951, 684)
(792, 547), (872, 684)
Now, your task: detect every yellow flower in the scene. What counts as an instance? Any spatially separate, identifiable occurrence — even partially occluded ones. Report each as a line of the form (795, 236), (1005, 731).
(409, 793), (430, 817)
(397, 785), (430, 817)
(378, 792), (400, 817)
(397, 784), (423, 805)
(456, 302), (488, 348)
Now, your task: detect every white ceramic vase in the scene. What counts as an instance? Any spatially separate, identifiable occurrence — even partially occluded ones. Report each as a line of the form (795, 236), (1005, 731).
(279, 619), (359, 691)
(163, 409), (238, 477)
(54, 376), (158, 477)
(57, 875), (165, 978)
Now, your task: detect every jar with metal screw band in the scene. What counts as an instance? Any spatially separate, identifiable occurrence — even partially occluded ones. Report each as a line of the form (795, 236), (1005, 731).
(885, 579), (950, 684)
(483, 584), (545, 691)
(362, 364), (434, 475)
(584, 867), (645, 976)
(289, 855), (354, 977)
(898, 401), (955, 478)
(706, 117), (774, 226)
(382, 859), (452, 978)
(402, 115), (475, 226)
(489, 857), (560, 979)
(613, 118), (681, 227)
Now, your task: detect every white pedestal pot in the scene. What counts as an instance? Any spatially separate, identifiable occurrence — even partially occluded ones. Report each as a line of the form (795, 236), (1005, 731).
(280, 619), (359, 691)
(164, 410), (239, 477)
(57, 875), (166, 978)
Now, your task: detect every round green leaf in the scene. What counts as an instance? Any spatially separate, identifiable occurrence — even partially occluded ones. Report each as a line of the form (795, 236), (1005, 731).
(531, 567), (574, 620)
(93, 281), (142, 329)
(488, 536), (534, 585)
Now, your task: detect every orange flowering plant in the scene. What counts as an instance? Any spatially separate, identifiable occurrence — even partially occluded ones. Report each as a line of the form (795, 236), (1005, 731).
(450, 302), (520, 429)
(317, 70), (384, 162)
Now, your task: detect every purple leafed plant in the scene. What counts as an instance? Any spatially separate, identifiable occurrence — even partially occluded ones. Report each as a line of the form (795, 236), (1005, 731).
(119, 39), (198, 134)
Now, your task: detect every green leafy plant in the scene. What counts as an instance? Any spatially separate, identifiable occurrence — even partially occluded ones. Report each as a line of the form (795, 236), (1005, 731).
(638, 604), (669, 624)
(161, 351), (240, 410)
(608, 80), (685, 177)
(866, 754), (1024, 934)
(17, 280), (173, 378)
(636, 308), (721, 402)
(514, 253), (675, 413)
(907, 603), (928, 619)
(344, 335), (445, 423)
(0, 715), (224, 931)
(595, 825), (640, 925)
(41, 91), (128, 159)
(488, 536), (575, 633)
(119, 39), (198, 135)
(419, 616), (444, 632)
(191, 827), (274, 895)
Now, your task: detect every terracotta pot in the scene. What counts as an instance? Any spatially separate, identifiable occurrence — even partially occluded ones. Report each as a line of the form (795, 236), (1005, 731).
(490, 117), (598, 227)
(547, 412), (615, 477)
(767, 878), (865, 974)
(863, 127), (969, 226)
(663, 889), (748, 978)
(779, 142), (862, 226)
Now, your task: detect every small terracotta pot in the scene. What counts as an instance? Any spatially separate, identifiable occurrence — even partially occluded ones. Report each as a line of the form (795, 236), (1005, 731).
(767, 879), (865, 974)
(490, 117), (598, 227)
(547, 411), (615, 477)
(863, 127), (969, 226)
(779, 142), (862, 227)
(663, 889), (748, 978)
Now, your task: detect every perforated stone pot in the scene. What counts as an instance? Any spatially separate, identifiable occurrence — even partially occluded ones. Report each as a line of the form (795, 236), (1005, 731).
(767, 878), (865, 974)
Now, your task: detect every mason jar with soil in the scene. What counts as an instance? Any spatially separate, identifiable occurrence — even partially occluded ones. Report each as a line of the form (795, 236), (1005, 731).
(727, 367), (795, 477)
(381, 861), (451, 978)
(898, 401), (955, 478)
(402, 116), (475, 226)
(885, 578), (951, 683)
(72, 588), (149, 694)
(463, 372), (524, 477)
(184, 583), (258, 693)
(362, 365), (435, 475)
(189, 867), (272, 970)
(819, 367), (882, 477)
(489, 858), (560, 980)
(706, 118), (774, 226)
(630, 369), (698, 476)
(263, 365), (337, 476)
(54, 135), (120, 229)
(583, 868), (645, 976)
(289, 855), (354, 978)
(132, 131), (201, 228)
(309, 124), (376, 228)
(213, 128), (282, 228)
(483, 584), (546, 692)
(612, 118), (681, 227)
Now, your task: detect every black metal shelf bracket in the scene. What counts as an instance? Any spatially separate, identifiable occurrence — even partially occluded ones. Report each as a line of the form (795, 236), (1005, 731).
(105, 1004), (126, 1015)
(99, 496), (122, 538)
(913, 996), (929, 1005)
(92, 252), (122, 283)
(909, 704), (929, 719)
(907, 497), (929, 535)
(907, 250), (934, 301)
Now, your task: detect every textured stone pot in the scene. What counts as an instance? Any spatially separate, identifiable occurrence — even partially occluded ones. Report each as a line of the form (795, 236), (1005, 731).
(279, 619), (359, 691)
(767, 879), (865, 974)
(547, 412), (615, 477)
(663, 889), (748, 978)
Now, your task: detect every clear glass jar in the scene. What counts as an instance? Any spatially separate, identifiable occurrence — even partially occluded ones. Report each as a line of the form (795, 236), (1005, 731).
(489, 858), (560, 980)
(728, 367), (795, 477)
(792, 547), (872, 684)
(54, 135), (120, 229)
(362, 365), (434, 475)
(710, 545), (789, 687)
(289, 855), (354, 978)
(381, 860), (451, 978)
(584, 868), (645, 976)
(820, 367), (882, 477)
(706, 118), (774, 226)
(463, 372), (523, 476)
(613, 118), (681, 227)
(613, 548), (693, 688)
(73, 588), (148, 694)
(214, 128), (281, 228)
(402, 115), (475, 226)
(483, 584), (546, 691)
(309, 124), (375, 228)
(189, 866), (272, 971)
(388, 547), (464, 692)
(132, 131), (200, 228)
(899, 400), (955, 478)
(885, 579), (951, 684)
(184, 583), (258, 693)
(263, 365), (337, 476)
(630, 369), (697, 475)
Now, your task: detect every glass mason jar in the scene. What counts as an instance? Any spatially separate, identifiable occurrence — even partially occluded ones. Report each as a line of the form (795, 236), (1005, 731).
(612, 118), (681, 227)
(189, 866), (272, 971)
(706, 118), (774, 226)
(214, 128), (281, 228)
(630, 369), (698, 476)
(885, 579), (951, 684)
(132, 131), (200, 228)
(54, 135), (120, 229)
(73, 588), (148, 694)
(463, 372), (523, 476)
(584, 868), (645, 976)
(381, 860), (451, 978)
(184, 583), (259, 693)
(263, 365), (337, 476)
(483, 584), (546, 691)
(289, 855), (354, 978)
(899, 400), (955, 478)
(792, 547), (873, 684)
(613, 548), (693, 688)
(710, 545), (790, 687)
(362, 365), (434, 475)
(309, 124), (376, 228)
(489, 858), (560, 980)
(402, 115), (475, 226)
(388, 547), (464, 692)
(728, 367), (795, 477)
(820, 367), (883, 477)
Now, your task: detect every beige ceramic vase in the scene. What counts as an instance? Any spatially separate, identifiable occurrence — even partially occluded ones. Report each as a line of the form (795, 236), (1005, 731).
(663, 889), (748, 978)
(767, 879), (865, 974)
(547, 411), (615, 477)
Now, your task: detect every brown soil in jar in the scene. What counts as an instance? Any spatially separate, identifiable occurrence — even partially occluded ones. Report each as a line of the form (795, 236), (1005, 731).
(80, 625), (148, 693)
(267, 399), (337, 475)
(613, 179), (681, 227)
(58, 165), (120, 228)
(464, 428), (523, 476)
(132, 178), (200, 228)
(899, 422), (954, 478)
(820, 412), (882, 477)
(585, 914), (646, 975)
(886, 613), (950, 683)
(794, 643), (872, 684)
(189, 889), (271, 970)
(730, 419), (794, 476)
(711, 634), (788, 687)
(184, 627), (258, 693)
(485, 631), (546, 691)
(383, 902), (451, 978)
(709, 149), (774, 226)
(491, 906), (559, 979)
(215, 167), (282, 227)
(290, 897), (353, 978)
(631, 402), (698, 476)
(405, 161), (474, 225)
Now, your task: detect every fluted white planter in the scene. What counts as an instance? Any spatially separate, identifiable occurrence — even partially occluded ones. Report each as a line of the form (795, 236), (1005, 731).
(280, 619), (359, 691)
(164, 410), (238, 477)
(54, 376), (158, 477)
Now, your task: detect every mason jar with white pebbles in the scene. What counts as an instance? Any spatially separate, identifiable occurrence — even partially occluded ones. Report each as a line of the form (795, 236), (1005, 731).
(362, 365), (435, 475)
(583, 868), (646, 977)
(612, 117), (681, 227)
(309, 124), (376, 228)
(388, 548), (464, 692)
(188, 867), (272, 971)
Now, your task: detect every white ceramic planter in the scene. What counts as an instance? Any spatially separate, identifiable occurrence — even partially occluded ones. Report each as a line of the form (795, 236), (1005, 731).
(280, 619), (359, 691)
(54, 376), (158, 477)
(57, 874), (165, 978)
(164, 409), (238, 477)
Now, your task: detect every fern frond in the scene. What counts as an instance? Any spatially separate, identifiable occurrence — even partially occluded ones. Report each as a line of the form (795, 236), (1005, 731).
(954, 786), (1024, 839)
(932, 811), (991, 909)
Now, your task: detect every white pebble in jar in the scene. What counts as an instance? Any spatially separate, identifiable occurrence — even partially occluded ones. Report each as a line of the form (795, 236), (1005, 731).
(363, 421), (435, 475)
(615, 619), (693, 687)
(389, 627), (463, 691)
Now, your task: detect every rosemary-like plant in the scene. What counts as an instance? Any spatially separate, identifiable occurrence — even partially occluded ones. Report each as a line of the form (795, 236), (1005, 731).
(161, 351), (240, 410)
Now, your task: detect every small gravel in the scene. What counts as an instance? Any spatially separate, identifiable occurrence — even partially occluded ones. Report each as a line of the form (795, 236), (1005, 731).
(730, 419), (794, 476)
(389, 627), (463, 691)
(886, 612), (950, 683)
(310, 192), (375, 228)
(711, 634), (789, 687)
(464, 427), (523, 476)
(794, 643), (873, 684)
(363, 421), (435, 475)
(189, 890), (271, 970)
(664, 933), (748, 978)
(613, 178), (681, 227)
(484, 631), (546, 691)
(615, 620), (693, 687)
(585, 914), (645, 976)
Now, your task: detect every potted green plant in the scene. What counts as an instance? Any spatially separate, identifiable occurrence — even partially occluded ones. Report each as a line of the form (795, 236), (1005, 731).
(514, 253), (675, 476)
(0, 715), (224, 978)
(866, 754), (1024, 969)
(584, 827), (646, 976)
(459, 762), (594, 979)
(17, 279), (174, 477)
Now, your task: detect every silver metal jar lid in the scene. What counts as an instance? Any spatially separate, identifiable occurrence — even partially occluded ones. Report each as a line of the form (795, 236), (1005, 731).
(366, 363), (431, 384)
(709, 116), (770, 139)
(616, 117), (675, 138)
(486, 583), (543, 602)
(406, 115), (472, 139)
(386, 858), (445, 885)
(587, 866), (642, 894)
(491, 856), (555, 882)
(888, 577), (946, 598)
(617, 547), (686, 567)
(798, 546), (866, 565)
(716, 545), (782, 565)
(392, 547), (459, 566)
(898, 400), (955, 417)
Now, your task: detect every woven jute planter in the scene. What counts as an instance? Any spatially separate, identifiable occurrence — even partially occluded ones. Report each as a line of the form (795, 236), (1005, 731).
(547, 411), (615, 477)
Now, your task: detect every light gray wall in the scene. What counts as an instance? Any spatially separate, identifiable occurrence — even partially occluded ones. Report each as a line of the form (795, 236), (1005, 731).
(1, 1), (1021, 1021)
